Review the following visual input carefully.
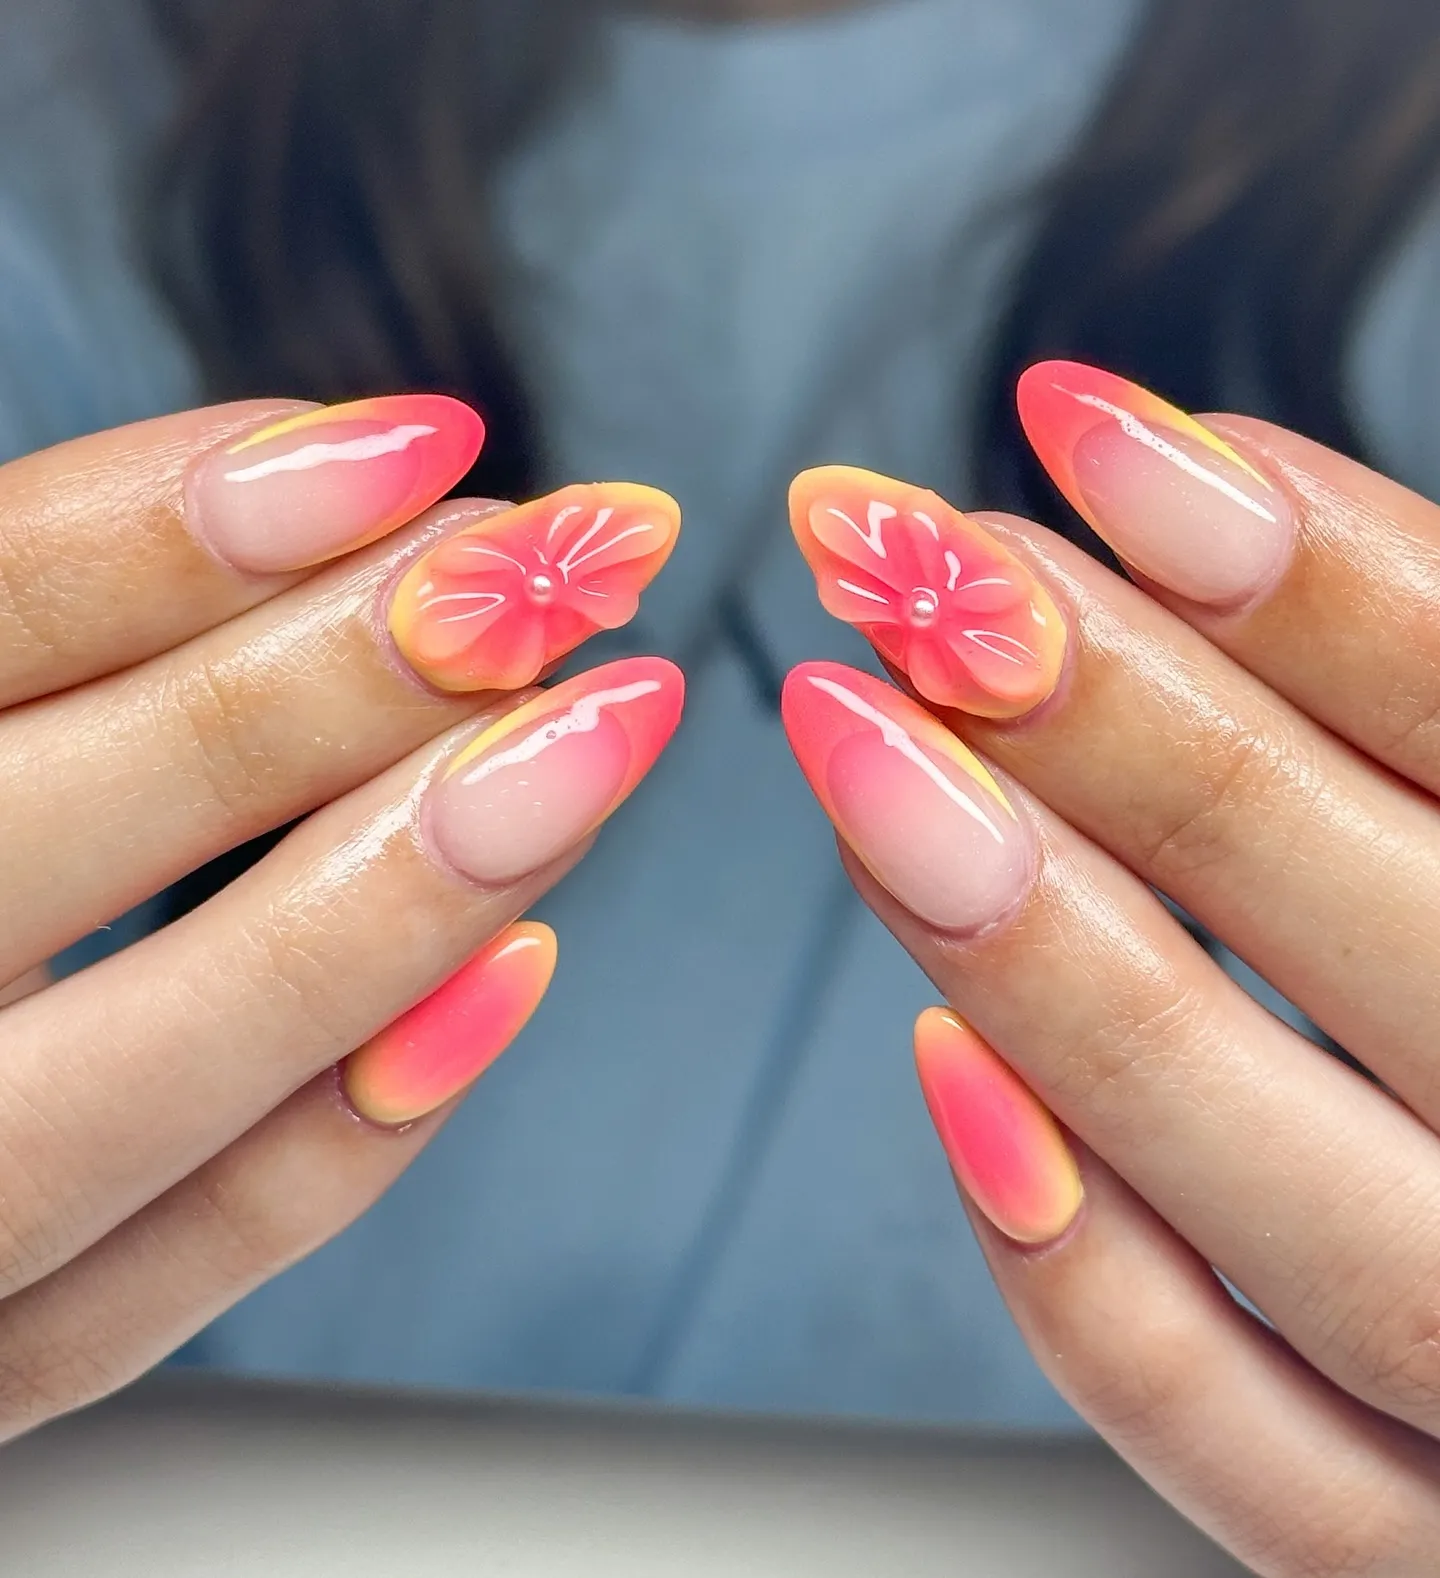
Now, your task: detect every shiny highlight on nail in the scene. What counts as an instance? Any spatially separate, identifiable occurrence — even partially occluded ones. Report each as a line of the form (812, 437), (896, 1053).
(782, 662), (1034, 933)
(344, 922), (556, 1126)
(1017, 361), (1293, 607)
(914, 1006), (1082, 1245)
(189, 395), (485, 574)
(389, 483), (680, 692)
(426, 657), (685, 887)
(789, 465), (1065, 717)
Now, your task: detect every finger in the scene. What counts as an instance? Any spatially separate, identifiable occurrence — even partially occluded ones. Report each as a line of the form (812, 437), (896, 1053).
(0, 658), (681, 1298)
(912, 1017), (1440, 1578)
(0, 396), (482, 706)
(0, 481), (677, 983)
(0, 1007), (530, 1445)
(786, 466), (1440, 1119)
(1017, 361), (1440, 795)
(783, 662), (1440, 1439)
(961, 516), (1440, 1117)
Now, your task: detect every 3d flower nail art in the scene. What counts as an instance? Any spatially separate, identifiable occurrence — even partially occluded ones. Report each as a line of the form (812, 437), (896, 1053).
(789, 465), (1065, 718)
(390, 483), (680, 692)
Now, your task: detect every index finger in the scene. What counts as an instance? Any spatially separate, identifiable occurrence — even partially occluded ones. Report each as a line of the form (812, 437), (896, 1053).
(0, 394), (483, 706)
(1017, 361), (1440, 795)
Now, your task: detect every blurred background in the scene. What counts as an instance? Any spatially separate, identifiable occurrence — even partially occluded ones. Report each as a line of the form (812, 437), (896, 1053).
(4, 0), (1440, 1431)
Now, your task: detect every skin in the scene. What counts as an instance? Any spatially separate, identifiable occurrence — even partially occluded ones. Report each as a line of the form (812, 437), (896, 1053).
(0, 402), (628, 1437)
(11, 395), (1440, 1578)
(815, 417), (1440, 1574)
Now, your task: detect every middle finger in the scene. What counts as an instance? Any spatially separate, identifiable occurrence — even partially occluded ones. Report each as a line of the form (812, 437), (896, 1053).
(0, 482), (679, 983)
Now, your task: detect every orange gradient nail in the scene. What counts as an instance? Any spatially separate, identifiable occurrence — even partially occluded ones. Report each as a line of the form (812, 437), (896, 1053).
(1017, 361), (1293, 606)
(789, 465), (1065, 717)
(782, 662), (1034, 933)
(427, 657), (684, 886)
(389, 483), (680, 692)
(914, 1006), (1082, 1245)
(189, 394), (485, 575)
(345, 922), (556, 1126)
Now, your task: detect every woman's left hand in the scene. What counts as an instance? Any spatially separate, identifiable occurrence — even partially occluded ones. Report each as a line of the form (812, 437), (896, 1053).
(782, 364), (1440, 1575)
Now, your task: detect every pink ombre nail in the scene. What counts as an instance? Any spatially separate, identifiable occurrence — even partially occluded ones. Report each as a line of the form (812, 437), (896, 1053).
(188, 395), (485, 574)
(782, 661), (1034, 933)
(427, 657), (684, 886)
(914, 1006), (1082, 1245)
(344, 923), (556, 1126)
(1017, 361), (1293, 607)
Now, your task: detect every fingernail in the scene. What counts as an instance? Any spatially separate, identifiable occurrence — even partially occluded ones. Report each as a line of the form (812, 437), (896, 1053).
(914, 1007), (1082, 1245)
(782, 661), (1034, 933)
(344, 922), (556, 1126)
(389, 482), (680, 692)
(1017, 361), (1294, 607)
(789, 465), (1066, 717)
(428, 657), (684, 886)
(189, 395), (485, 574)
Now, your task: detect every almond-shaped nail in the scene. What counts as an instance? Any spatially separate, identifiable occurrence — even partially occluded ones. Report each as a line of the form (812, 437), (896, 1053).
(344, 922), (556, 1126)
(428, 657), (684, 886)
(188, 395), (485, 574)
(782, 661), (1034, 933)
(789, 466), (1066, 717)
(914, 1006), (1082, 1245)
(1017, 361), (1294, 607)
(389, 482), (680, 692)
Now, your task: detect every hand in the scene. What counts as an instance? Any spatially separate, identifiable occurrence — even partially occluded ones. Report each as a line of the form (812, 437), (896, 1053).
(0, 396), (680, 1441)
(783, 364), (1440, 1575)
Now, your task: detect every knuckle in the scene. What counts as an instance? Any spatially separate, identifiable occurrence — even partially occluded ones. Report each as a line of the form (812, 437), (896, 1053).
(0, 1329), (121, 1439)
(0, 514), (69, 676)
(187, 1169), (304, 1280)
(1046, 970), (1220, 1116)
(1348, 1281), (1440, 1423)
(164, 654), (274, 815)
(1375, 674), (1440, 777)
(1066, 1327), (1200, 1448)
(0, 1084), (91, 1297)
(1135, 724), (1312, 883)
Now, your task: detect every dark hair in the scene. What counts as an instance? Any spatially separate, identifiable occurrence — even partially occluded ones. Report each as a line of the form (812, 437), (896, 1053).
(147, 0), (1440, 531)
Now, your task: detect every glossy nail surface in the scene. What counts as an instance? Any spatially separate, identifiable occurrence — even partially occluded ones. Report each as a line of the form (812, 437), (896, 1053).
(1017, 361), (1293, 607)
(782, 662), (1033, 933)
(389, 482), (680, 692)
(345, 922), (556, 1126)
(790, 466), (1065, 717)
(428, 657), (684, 886)
(914, 1006), (1082, 1245)
(189, 395), (485, 574)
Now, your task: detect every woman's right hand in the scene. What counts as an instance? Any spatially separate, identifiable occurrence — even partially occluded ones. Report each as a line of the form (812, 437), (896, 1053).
(0, 396), (681, 1441)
